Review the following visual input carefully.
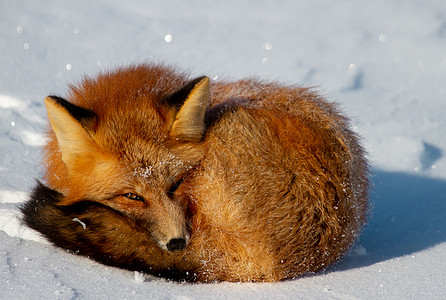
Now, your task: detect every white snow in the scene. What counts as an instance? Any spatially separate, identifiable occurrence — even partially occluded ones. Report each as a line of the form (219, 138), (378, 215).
(1, 0), (445, 299)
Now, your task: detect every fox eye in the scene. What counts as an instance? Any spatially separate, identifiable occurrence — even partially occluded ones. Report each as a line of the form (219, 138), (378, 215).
(167, 178), (184, 196)
(123, 193), (144, 202)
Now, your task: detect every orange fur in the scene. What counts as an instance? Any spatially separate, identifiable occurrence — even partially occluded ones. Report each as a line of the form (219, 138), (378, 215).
(25, 63), (368, 282)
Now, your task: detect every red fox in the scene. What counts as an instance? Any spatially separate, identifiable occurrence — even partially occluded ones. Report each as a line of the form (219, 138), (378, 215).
(21, 63), (368, 282)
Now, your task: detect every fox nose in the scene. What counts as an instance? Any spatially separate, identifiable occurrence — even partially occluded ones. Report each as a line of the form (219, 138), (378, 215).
(166, 238), (186, 252)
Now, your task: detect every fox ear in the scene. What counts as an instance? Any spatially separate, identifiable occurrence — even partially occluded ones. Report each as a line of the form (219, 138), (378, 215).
(44, 96), (99, 167)
(168, 76), (209, 142)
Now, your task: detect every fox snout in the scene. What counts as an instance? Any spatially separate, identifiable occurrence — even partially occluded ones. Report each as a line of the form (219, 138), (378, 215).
(146, 195), (191, 253)
(166, 235), (189, 251)
(154, 227), (190, 252)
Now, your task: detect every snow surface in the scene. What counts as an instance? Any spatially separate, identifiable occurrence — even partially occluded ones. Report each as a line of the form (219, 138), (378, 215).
(1, 0), (446, 299)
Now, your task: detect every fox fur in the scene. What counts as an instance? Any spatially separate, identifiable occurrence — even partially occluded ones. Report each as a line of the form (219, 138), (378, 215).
(21, 63), (369, 282)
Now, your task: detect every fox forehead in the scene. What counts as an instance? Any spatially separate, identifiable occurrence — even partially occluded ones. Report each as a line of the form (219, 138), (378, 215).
(97, 135), (196, 188)
(128, 149), (194, 181)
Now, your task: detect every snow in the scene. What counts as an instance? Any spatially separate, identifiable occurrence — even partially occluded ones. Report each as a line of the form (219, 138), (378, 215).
(1, 0), (445, 298)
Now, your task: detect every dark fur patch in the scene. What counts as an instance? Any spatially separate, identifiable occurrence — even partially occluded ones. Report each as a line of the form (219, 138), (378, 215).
(21, 182), (101, 251)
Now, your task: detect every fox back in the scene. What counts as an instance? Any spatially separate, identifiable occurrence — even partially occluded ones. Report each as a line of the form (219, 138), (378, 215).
(22, 63), (369, 282)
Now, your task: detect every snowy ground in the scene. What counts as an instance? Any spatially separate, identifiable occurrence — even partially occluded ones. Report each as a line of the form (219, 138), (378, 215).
(1, 0), (446, 299)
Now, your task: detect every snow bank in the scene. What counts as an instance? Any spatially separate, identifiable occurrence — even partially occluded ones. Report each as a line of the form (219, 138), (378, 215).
(1, 0), (445, 298)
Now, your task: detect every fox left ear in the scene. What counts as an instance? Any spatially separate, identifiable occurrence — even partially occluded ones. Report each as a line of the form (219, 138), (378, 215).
(44, 95), (101, 171)
(168, 76), (209, 142)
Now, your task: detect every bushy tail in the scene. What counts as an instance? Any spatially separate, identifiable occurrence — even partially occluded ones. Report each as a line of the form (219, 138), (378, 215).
(21, 182), (115, 255)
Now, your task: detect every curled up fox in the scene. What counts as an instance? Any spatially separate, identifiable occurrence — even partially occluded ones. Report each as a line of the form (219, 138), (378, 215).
(22, 63), (369, 282)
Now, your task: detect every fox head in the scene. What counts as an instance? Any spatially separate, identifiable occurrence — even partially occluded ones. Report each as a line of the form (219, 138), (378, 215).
(44, 66), (209, 252)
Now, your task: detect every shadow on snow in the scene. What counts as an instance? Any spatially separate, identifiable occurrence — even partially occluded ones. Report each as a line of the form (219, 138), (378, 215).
(332, 169), (446, 272)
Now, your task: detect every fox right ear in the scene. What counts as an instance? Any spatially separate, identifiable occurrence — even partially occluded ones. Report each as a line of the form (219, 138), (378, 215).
(44, 96), (99, 167)
(167, 76), (209, 142)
